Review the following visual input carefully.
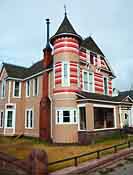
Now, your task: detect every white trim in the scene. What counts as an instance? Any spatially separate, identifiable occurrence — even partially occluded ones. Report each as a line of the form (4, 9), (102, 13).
(12, 80), (21, 98)
(93, 104), (115, 108)
(8, 81), (11, 103)
(55, 107), (78, 125)
(33, 77), (39, 96)
(25, 108), (34, 129)
(6, 77), (23, 81)
(4, 103), (16, 130)
(62, 61), (70, 87)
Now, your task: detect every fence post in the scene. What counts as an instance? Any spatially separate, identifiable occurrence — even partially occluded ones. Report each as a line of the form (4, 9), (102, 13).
(128, 141), (131, 148)
(28, 149), (48, 175)
(74, 157), (78, 167)
(97, 150), (100, 159)
(114, 145), (117, 153)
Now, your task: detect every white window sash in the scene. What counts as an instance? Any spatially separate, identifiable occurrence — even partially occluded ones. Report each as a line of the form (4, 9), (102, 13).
(62, 62), (70, 87)
(25, 108), (34, 129)
(13, 81), (21, 98)
(26, 80), (30, 97)
(33, 78), (39, 96)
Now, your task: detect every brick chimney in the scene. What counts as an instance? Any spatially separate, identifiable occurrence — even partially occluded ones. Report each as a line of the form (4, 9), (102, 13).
(39, 18), (52, 141)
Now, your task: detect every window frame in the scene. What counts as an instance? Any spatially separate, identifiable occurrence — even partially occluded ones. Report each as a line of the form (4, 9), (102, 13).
(103, 77), (108, 95)
(82, 70), (94, 92)
(56, 108), (77, 125)
(25, 108), (34, 129)
(62, 61), (70, 87)
(1, 79), (6, 98)
(0, 111), (4, 128)
(26, 80), (30, 97)
(13, 80), (21, 98)
(33, 77), (39, 96)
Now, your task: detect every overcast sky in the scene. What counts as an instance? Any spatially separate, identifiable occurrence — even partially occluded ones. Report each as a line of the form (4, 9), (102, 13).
(0, 0), (132, 91)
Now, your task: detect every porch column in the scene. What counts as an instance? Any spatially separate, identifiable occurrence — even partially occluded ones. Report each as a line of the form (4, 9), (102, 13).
(86, 103), (94, 130)
(115, 106), (120, 128)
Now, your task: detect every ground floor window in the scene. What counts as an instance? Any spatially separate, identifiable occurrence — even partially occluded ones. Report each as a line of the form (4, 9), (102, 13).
(0, 111), (4, 128)
(25, 109), (33, 128)
(94, 107), (114, 129)
(56, 108), (77, 124)
(7, 111), (13, 127)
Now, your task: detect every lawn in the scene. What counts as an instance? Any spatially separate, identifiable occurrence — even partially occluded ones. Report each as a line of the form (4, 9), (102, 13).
(0, 134), (132, 172)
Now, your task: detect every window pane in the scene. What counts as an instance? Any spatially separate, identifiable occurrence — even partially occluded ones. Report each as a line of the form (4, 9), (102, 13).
(62, 62), (69, 86)
(26, 111), (29, 128)
(83, 72), (88, 90)
(104, 78), (108, 95)
(7, 111), (13, 127)
(89, 73), (93, 92)
(30, 111), (33, 128)
(63, 111), (70, 123)
(26, 81), (30, 96)
(0, 112), (3, 127)
(34, 78), (38, 96)
(14, 81), (20, 96)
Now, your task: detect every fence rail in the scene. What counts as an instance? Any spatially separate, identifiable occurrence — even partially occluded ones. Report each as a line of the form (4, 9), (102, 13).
(48, 140), (132, 167)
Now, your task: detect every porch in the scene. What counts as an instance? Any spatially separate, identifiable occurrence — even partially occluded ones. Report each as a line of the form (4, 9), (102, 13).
(78, 103), (120, 144)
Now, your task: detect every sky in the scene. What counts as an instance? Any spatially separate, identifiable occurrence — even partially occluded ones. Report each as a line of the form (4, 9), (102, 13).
(0, 0), (132, 91)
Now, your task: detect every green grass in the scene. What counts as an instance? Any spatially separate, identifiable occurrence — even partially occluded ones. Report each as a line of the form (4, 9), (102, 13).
(0, 134), (132, 172)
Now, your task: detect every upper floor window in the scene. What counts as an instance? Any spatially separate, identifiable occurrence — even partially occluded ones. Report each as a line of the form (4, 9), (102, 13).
(25, 108), (33, 128)
(83, 71), (94, 92)
(104, 77), (108, 95)
(33, 77), (39, 96)
(26, 80), (30, 97)
(1, 80), (6, 97)
(13, 81), (21, 97)
(62, 62), (70, 87)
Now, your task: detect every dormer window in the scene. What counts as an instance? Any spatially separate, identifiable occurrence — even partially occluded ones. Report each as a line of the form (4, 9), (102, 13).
(13, 81), (21, 97)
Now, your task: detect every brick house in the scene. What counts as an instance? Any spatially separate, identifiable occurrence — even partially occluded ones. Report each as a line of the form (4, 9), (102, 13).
(0, 14), (132, 143)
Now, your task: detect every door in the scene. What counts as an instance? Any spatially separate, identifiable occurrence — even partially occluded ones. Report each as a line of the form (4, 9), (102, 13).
(79, 107), (86, 130)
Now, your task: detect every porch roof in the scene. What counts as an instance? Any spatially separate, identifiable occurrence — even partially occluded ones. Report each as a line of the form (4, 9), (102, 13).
(77, 91), (133, 104)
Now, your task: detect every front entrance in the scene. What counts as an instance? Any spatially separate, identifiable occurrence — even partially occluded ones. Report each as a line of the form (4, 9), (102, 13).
(79, 106), (86, 130)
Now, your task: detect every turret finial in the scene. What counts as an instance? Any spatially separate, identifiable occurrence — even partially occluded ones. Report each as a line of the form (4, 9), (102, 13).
(64, 5), (67, 16)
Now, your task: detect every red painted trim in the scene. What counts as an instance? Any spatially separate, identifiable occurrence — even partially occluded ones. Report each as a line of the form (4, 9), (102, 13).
(70, 67), (77, 72)
(70, 79), (78, 83)
(54, 43), (79, 49)
(70, 74), (77, 78)
(54, 49), (79, 55)
(55, 74), (61, 79)
(80, 51), (86, 57)
(95, 86), (104, 92)
(55, 67), (61, 73)
(53, 88), (80, 93)
(54, 38), (79, 44)
(70, 63), (78, 66)
(55, 79), (61, 84)
(70, 61), (78, 64)
(94, 77), (103, 82)
(55, 61), (61, 64)
(95, 83), (103, 87)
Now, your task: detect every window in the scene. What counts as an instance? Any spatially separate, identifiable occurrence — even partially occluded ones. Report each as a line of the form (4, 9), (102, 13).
(33, 77), (39, 96)
(25, 109), (33, 128)
(1, 80), (6, 97)
(13, 81), (21, 97)
(7, 111), (13, 127)
(62, 62), (70, 87)
(26, 80), (30, 97)
(0, 111), (4, 128)
(56, 108), (77, 124)
(104, 77), (108, 95)
(83, 71), (89, 91)
(83, 71), (94, 92)
(77, 65), (80, 87)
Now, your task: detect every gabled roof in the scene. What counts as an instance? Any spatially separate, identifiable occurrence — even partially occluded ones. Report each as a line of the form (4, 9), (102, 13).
(81, 36), (104, 56)
(50, 15), (82, 43)
(1, 59), (53, 80)
(119, 90), (133, 99)
(2, 63), (27, 79)
(77, 91), (133, 104)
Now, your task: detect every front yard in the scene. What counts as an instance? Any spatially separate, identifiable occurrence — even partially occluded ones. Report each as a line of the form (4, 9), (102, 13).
(0, 134), (132, 172)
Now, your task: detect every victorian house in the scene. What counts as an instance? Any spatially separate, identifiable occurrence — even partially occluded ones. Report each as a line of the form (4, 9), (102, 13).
(0, 14), (132, 144)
